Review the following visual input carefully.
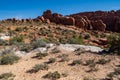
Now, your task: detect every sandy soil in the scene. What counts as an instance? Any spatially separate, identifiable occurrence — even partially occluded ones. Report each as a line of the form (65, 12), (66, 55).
(0, 47), (120, 80)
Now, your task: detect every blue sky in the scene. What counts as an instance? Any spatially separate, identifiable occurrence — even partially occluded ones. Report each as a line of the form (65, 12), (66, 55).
(0, 0), (120, 20)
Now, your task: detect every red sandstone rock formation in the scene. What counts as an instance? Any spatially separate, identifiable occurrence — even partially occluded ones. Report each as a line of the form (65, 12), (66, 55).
(42, 10), (75, 26)
(91, 20), (106, 31)
(44, 19), (50, 24)
(60, 17), (75, 25)
(1, 9), (120, 32)
(70, 10), (120, 32)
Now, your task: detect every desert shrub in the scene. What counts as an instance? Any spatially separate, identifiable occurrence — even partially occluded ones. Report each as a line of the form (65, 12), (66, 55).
(48, 58), (56, 63)
(9, 36), (24, 45)
(107, 68), (120, 79)
(41, 38), (51, 43)
(43, 71), (61, 79)
(67, 35), (83, 44)
(47, 33), (54, 38)
(18, 43), (32, 52)
(58, 54), (69, 62)
(100, 33), (106, 38)
(114, 68), (120, 75)
(0, 39), (8, 46)
(86, 62), (98, 72)
(0, 47), (13, 55)
(71, 59), (82, 66)
(97, 58), (111, 65)
(8, 30), (16, 36)
(0, 72), (15, 80)
(107, 34), (120, 55)
(47, 37), (57, 43)
(29, 64), (49, 73)
(35, 52), (48, 59)
(0, 28), (3, 33)
(83, 77), (91, 80)
(94, 33), (100, 38)
(85, 59), (95, 66)
(59, 38), (66, 44)
(84, 34), (90, 39)
(39, 28), (49, 36)
(60, 57), (69, 62)
(32, 39), (46, 49)
(57, 54), (68, 58)
(107, 72), (115, 79)
(0, 54), (20, 65)
(15, 27), (23, 32)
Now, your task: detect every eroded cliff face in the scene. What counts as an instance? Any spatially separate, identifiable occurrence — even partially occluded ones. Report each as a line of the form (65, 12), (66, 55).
(70, 10), (120, 32)
(1, 10), (120, 32)
(42, 10), (106, 31)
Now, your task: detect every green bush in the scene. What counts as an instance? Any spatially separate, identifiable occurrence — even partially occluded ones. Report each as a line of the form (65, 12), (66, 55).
(114, 68), (120, 75)
(18, 43), (32, 52)
(58, 54), (69, 62)
(107, 67), (120, 79)
(107, 72), (115, 79)
(84, 34), (90, 39)
(59, 38), (66, 44)
(48, 58), (56, 63)
(67, 35), (83, 44)
(41, 38), (51, 43)
(43, 71), (61, 79)
(71, 59), (82, 66)
(29, 64), (49, 73)
(35, 52), (48, 59)
(32, 39), (46, 49)
(107, 34), (120, 55)
(15, 27), (23, 32)
(9, 36), (24, 45)
(0, 54), (20, 65)
(85, 59), (95, 66)
(0, 72), (15, 80)
(97, 58), (111, 65)
(0, 39), (8, 46)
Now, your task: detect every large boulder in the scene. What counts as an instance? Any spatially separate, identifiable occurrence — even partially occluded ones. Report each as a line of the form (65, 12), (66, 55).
(42, 10), (53, 20)
(42, 10), (75, 26)
(60, 17), (75, 26)
(73, 15), (85, 29)
(72, 15), (92, 30)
